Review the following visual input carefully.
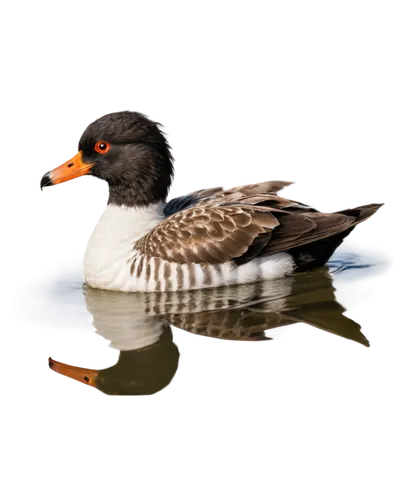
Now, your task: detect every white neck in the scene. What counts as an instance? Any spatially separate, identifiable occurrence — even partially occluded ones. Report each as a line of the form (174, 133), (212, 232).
(84, 203), (165, 290)
(94, 202), (165, 240)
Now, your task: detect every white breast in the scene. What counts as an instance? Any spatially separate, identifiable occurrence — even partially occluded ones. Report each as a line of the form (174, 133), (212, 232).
(84, 203), (165, 291)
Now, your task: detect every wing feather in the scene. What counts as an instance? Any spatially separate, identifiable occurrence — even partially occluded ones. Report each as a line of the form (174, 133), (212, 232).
(140, 181), (364, 267)
(136, 205), (280, 264)
(163, 180), (295, 216)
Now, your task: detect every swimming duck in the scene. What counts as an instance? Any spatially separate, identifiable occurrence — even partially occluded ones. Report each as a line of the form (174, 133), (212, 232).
(40, 111), (382, 292)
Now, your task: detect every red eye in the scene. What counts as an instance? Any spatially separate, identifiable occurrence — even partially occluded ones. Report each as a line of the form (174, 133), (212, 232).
(95, 141), (111, 154)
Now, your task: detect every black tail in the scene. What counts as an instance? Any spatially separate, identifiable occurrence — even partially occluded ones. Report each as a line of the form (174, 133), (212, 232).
(289, 203), (383, 272)
(337, 203), (384, 223)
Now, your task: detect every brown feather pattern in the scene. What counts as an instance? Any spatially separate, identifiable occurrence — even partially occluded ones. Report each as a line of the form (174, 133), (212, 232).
(135, 180), (383, 267)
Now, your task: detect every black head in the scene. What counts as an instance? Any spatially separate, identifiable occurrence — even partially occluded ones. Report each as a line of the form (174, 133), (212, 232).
(41, 111), (174, 207)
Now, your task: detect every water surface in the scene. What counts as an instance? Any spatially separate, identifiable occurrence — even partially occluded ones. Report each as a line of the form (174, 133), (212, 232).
(43, 252), (384, 395)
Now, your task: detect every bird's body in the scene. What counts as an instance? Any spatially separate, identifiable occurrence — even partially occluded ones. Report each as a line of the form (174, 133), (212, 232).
(83, 201), (295, 292)
(41, 111), (382, 293)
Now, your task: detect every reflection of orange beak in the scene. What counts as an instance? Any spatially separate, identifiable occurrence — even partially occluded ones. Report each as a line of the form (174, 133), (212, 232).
(40, 151), (93, 190)
(49, 357), (98, 388)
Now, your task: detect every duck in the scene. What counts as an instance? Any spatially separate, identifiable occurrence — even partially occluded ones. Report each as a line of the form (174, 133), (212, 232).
(40, 111), (383, 293)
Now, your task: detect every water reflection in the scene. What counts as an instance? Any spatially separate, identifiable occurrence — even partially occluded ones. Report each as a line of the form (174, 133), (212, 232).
(49, 266), (370, 395)
(50, 324), (179, 396)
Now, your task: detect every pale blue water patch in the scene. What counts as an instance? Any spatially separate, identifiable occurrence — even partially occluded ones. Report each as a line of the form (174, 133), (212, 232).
(14, 242), (393, 333)
(16, 271), (89, 328)
(327, 251), (387, 279)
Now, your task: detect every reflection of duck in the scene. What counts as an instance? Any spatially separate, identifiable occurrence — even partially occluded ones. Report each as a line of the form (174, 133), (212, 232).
(49, 267), (369, 395)
(75, 267), (369, 346)
(51, 269), (371, 396)
(41, 111), (382, 292)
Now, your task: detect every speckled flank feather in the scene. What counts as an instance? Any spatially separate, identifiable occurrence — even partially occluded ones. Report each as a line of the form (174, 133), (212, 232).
(125, 251), (295, 292)
(87, 246), (294, 293)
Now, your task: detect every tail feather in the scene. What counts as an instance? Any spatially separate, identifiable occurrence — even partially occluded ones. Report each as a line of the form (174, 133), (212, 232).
(337, 203), (384, 224)
(290, 203), (383, 272)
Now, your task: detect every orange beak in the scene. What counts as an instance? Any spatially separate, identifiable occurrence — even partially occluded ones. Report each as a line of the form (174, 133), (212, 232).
(40, 151), (93, 190)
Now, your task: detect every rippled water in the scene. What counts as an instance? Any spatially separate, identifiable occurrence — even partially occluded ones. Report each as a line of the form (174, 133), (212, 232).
(30, 251), (385, 395)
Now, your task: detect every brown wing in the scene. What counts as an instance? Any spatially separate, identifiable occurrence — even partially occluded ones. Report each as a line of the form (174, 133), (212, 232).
(136, 205), (280, 264)
(138, 178), (381, 265)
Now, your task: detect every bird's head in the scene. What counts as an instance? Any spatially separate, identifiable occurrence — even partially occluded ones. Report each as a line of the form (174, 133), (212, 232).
(40, 111), (174, 206)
